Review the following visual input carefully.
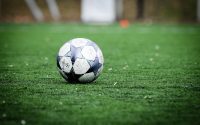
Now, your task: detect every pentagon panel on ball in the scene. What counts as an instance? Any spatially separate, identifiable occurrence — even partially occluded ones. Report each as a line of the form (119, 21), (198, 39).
(57, 38), (104, 83)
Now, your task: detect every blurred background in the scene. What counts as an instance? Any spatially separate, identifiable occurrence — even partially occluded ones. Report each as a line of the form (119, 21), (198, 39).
(0, 0), (199, 24)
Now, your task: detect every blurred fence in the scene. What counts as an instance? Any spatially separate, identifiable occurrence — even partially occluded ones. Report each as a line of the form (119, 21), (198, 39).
(0, 0), (198, 23)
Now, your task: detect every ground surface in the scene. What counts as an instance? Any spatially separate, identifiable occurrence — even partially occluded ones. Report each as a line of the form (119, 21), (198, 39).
(0, 23), (200, 125)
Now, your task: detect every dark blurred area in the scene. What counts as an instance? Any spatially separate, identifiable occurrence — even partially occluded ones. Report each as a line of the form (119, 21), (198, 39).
(0, 0), (198, 23)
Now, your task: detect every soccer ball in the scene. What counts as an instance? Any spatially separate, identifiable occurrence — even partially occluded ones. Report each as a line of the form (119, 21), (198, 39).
(57, 38), (104, 83)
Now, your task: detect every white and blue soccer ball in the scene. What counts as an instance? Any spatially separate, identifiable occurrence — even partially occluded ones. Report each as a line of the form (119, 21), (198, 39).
(57, 38), (104, 83)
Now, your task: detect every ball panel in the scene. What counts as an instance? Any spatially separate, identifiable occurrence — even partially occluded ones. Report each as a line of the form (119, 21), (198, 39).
(64, 71), (82, 83)
(58, 43), (70, 56)
(71, 38), (88, 47)
(86, 57), (102, 75)
(58, 69), (68, 81)
(86, 41), (99, 51)
(66, 51), (71, 57)
(73, 58), (90, 75)
(78, 72), (95, 83)
(81, 46), (96, 61)
(97, 49), (104, 64)
(57, 56), (62, 70)
(59, 57), (72, 73)
(70, 46), (83, 61)
(95, 65), (103, 78)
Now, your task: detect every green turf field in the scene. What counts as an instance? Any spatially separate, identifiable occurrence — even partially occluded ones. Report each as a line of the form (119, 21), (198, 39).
(0, 23), (200, 125)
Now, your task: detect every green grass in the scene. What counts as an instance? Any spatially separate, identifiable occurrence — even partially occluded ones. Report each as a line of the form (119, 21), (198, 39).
(0, 23), (200, 125)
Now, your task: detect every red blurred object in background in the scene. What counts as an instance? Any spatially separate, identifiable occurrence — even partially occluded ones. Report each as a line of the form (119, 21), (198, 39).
(119, 19), (129, 28)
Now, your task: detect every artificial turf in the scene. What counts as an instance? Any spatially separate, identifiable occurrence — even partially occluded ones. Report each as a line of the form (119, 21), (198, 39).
(0, 23), (200, 125)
